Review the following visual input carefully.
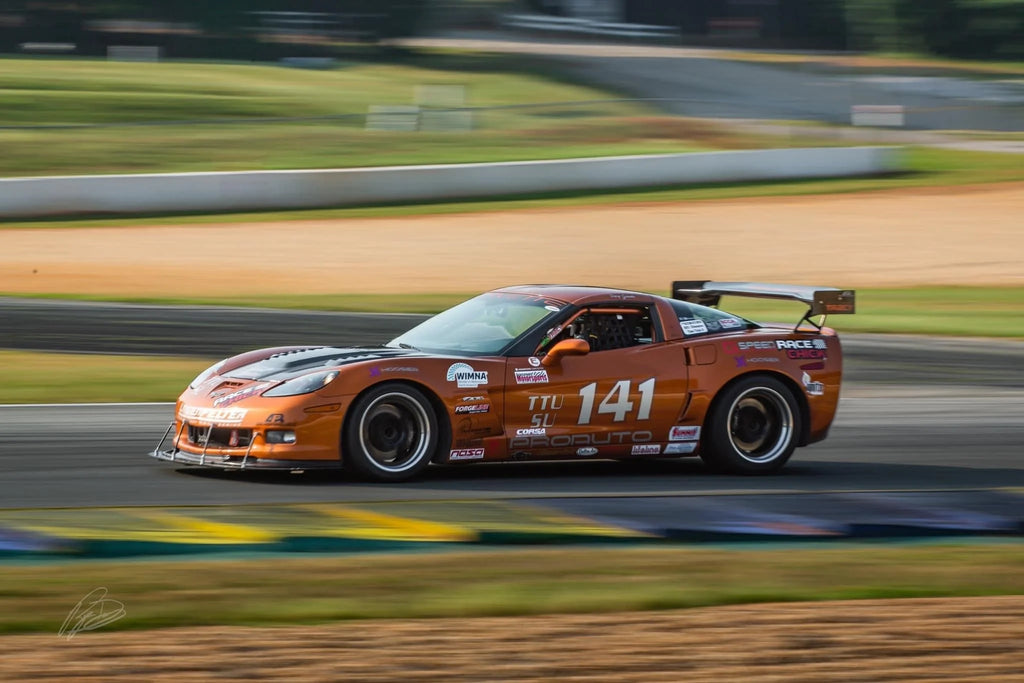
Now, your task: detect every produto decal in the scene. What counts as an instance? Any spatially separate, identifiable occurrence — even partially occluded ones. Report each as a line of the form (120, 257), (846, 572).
(515, 368), (549, 385)
(511, 429), (653, 450)
(668, 425), (701, 442)
(446, 362), (488, 389)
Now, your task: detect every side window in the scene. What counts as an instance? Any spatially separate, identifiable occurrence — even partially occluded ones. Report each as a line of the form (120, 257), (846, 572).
(548, 305), (657, 352)
(669, 300), (751, 337)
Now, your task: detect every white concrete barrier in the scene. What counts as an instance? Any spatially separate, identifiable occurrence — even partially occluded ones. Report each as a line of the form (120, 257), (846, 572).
(0, 147), (902, 218)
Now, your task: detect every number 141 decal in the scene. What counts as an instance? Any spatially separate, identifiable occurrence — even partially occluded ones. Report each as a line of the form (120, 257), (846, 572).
(578, 378), (655, 425)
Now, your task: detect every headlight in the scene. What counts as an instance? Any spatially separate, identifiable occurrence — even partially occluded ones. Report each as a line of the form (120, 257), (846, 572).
(262, 370), (339, 397)
(189, 361), (225, 390)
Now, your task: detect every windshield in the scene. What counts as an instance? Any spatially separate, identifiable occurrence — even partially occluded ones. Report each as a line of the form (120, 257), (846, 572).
(387, 292), (563, 355)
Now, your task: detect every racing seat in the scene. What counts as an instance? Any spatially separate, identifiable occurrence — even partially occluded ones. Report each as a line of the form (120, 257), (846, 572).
(575, 314), (638, 352)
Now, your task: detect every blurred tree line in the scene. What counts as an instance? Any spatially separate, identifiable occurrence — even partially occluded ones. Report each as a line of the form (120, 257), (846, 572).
(0, 0), (426, 58)
(1, 0), (1021, 59)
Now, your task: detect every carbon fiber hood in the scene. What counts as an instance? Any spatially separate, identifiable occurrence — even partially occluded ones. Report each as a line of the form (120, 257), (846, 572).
(224, 347), (416, 382)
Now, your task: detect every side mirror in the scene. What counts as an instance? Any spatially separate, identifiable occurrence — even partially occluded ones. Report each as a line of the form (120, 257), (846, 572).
(541, 338), (590, 367)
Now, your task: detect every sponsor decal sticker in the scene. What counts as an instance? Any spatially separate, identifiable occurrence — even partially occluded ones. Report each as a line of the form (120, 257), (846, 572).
(528, 356), (542, 367)
(748, 357), (780, 364)
(776, 339), (827, 351)
(180, 405), (247, 425)
(576, 447), (598, 457)
(511, 430), (652, 450)
(449, 448), (485, 461)
(455, 403), (490, 415)
(669, 425), (701, 442)
(631, 444), (661, 456)
(680, 318), (708, 336)
(664, 442), (698, 455)
(516, 427), (546, 437)
(382, 366), (419, 373)
(212, 383), (269, 407)
(719, 317), (742, 329)
(724, 340), (775, 353)
(802, 371), (825, 396)
(264, 413), (285, 424)
(515, 368), (549, 385)
(446, 362), (488, 389)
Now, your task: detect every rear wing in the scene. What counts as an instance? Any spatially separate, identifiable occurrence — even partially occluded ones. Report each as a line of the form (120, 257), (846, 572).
(672, 280), (856, 331)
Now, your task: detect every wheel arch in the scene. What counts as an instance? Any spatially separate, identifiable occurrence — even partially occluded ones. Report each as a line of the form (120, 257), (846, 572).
(339, 379), (452, 465)
(703, 370), (811, 447)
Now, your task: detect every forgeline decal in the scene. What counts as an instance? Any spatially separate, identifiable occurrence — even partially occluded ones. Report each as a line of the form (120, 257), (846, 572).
(449, 448), (485, 461)
(668, 425), (701, 442)
(454, 403), (490, 415)
(511, 430), (653, 450)
(664, 442), (698, 455)
(802, 371), (825, 396)
(212, 383), (269, 408)
(179, 405), (247, 424)
(514, 368), (549, 385)
(446, 362), (488, 389)
(631, 444), (661, 456)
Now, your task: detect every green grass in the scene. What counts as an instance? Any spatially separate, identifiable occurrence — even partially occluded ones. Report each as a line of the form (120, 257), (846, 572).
(1, 543), (1023, 634)
(715, 287), (1024, 339)
(0, 351), (210, 404)
(0, 54), (778, 177)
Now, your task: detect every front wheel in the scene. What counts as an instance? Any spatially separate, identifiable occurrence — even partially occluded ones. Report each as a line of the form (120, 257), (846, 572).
(343, 384), (439, 481)
(701, 376), (801, 475)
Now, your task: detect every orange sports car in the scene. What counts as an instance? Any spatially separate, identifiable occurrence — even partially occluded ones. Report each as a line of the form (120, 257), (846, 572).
(151, 281), (855, 481)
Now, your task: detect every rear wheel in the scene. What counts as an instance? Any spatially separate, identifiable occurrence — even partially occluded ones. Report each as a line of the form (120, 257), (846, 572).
(701, 376), (800, 475)
(343, 384), (438, 481)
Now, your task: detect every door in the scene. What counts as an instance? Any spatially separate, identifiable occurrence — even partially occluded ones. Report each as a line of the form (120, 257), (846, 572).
(503, 304), (688, 459)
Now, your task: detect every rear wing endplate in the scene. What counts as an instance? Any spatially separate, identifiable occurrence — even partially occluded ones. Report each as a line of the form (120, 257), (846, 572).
(672, 280), (856, 331)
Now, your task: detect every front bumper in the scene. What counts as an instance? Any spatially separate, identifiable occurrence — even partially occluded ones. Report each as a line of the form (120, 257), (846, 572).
(150, 421), (342, 471)
(149, 448), (341, 471)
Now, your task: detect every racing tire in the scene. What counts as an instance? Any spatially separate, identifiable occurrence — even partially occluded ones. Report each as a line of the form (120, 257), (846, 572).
(700, 375), (801, 475)
(343, 383), (439, 482)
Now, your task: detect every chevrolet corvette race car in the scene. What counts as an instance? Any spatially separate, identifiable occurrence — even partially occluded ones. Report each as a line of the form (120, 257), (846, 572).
(151, 281), (855, 481)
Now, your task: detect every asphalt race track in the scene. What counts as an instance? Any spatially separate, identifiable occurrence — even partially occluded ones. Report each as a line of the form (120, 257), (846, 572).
(1, 299), (1023, 510)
